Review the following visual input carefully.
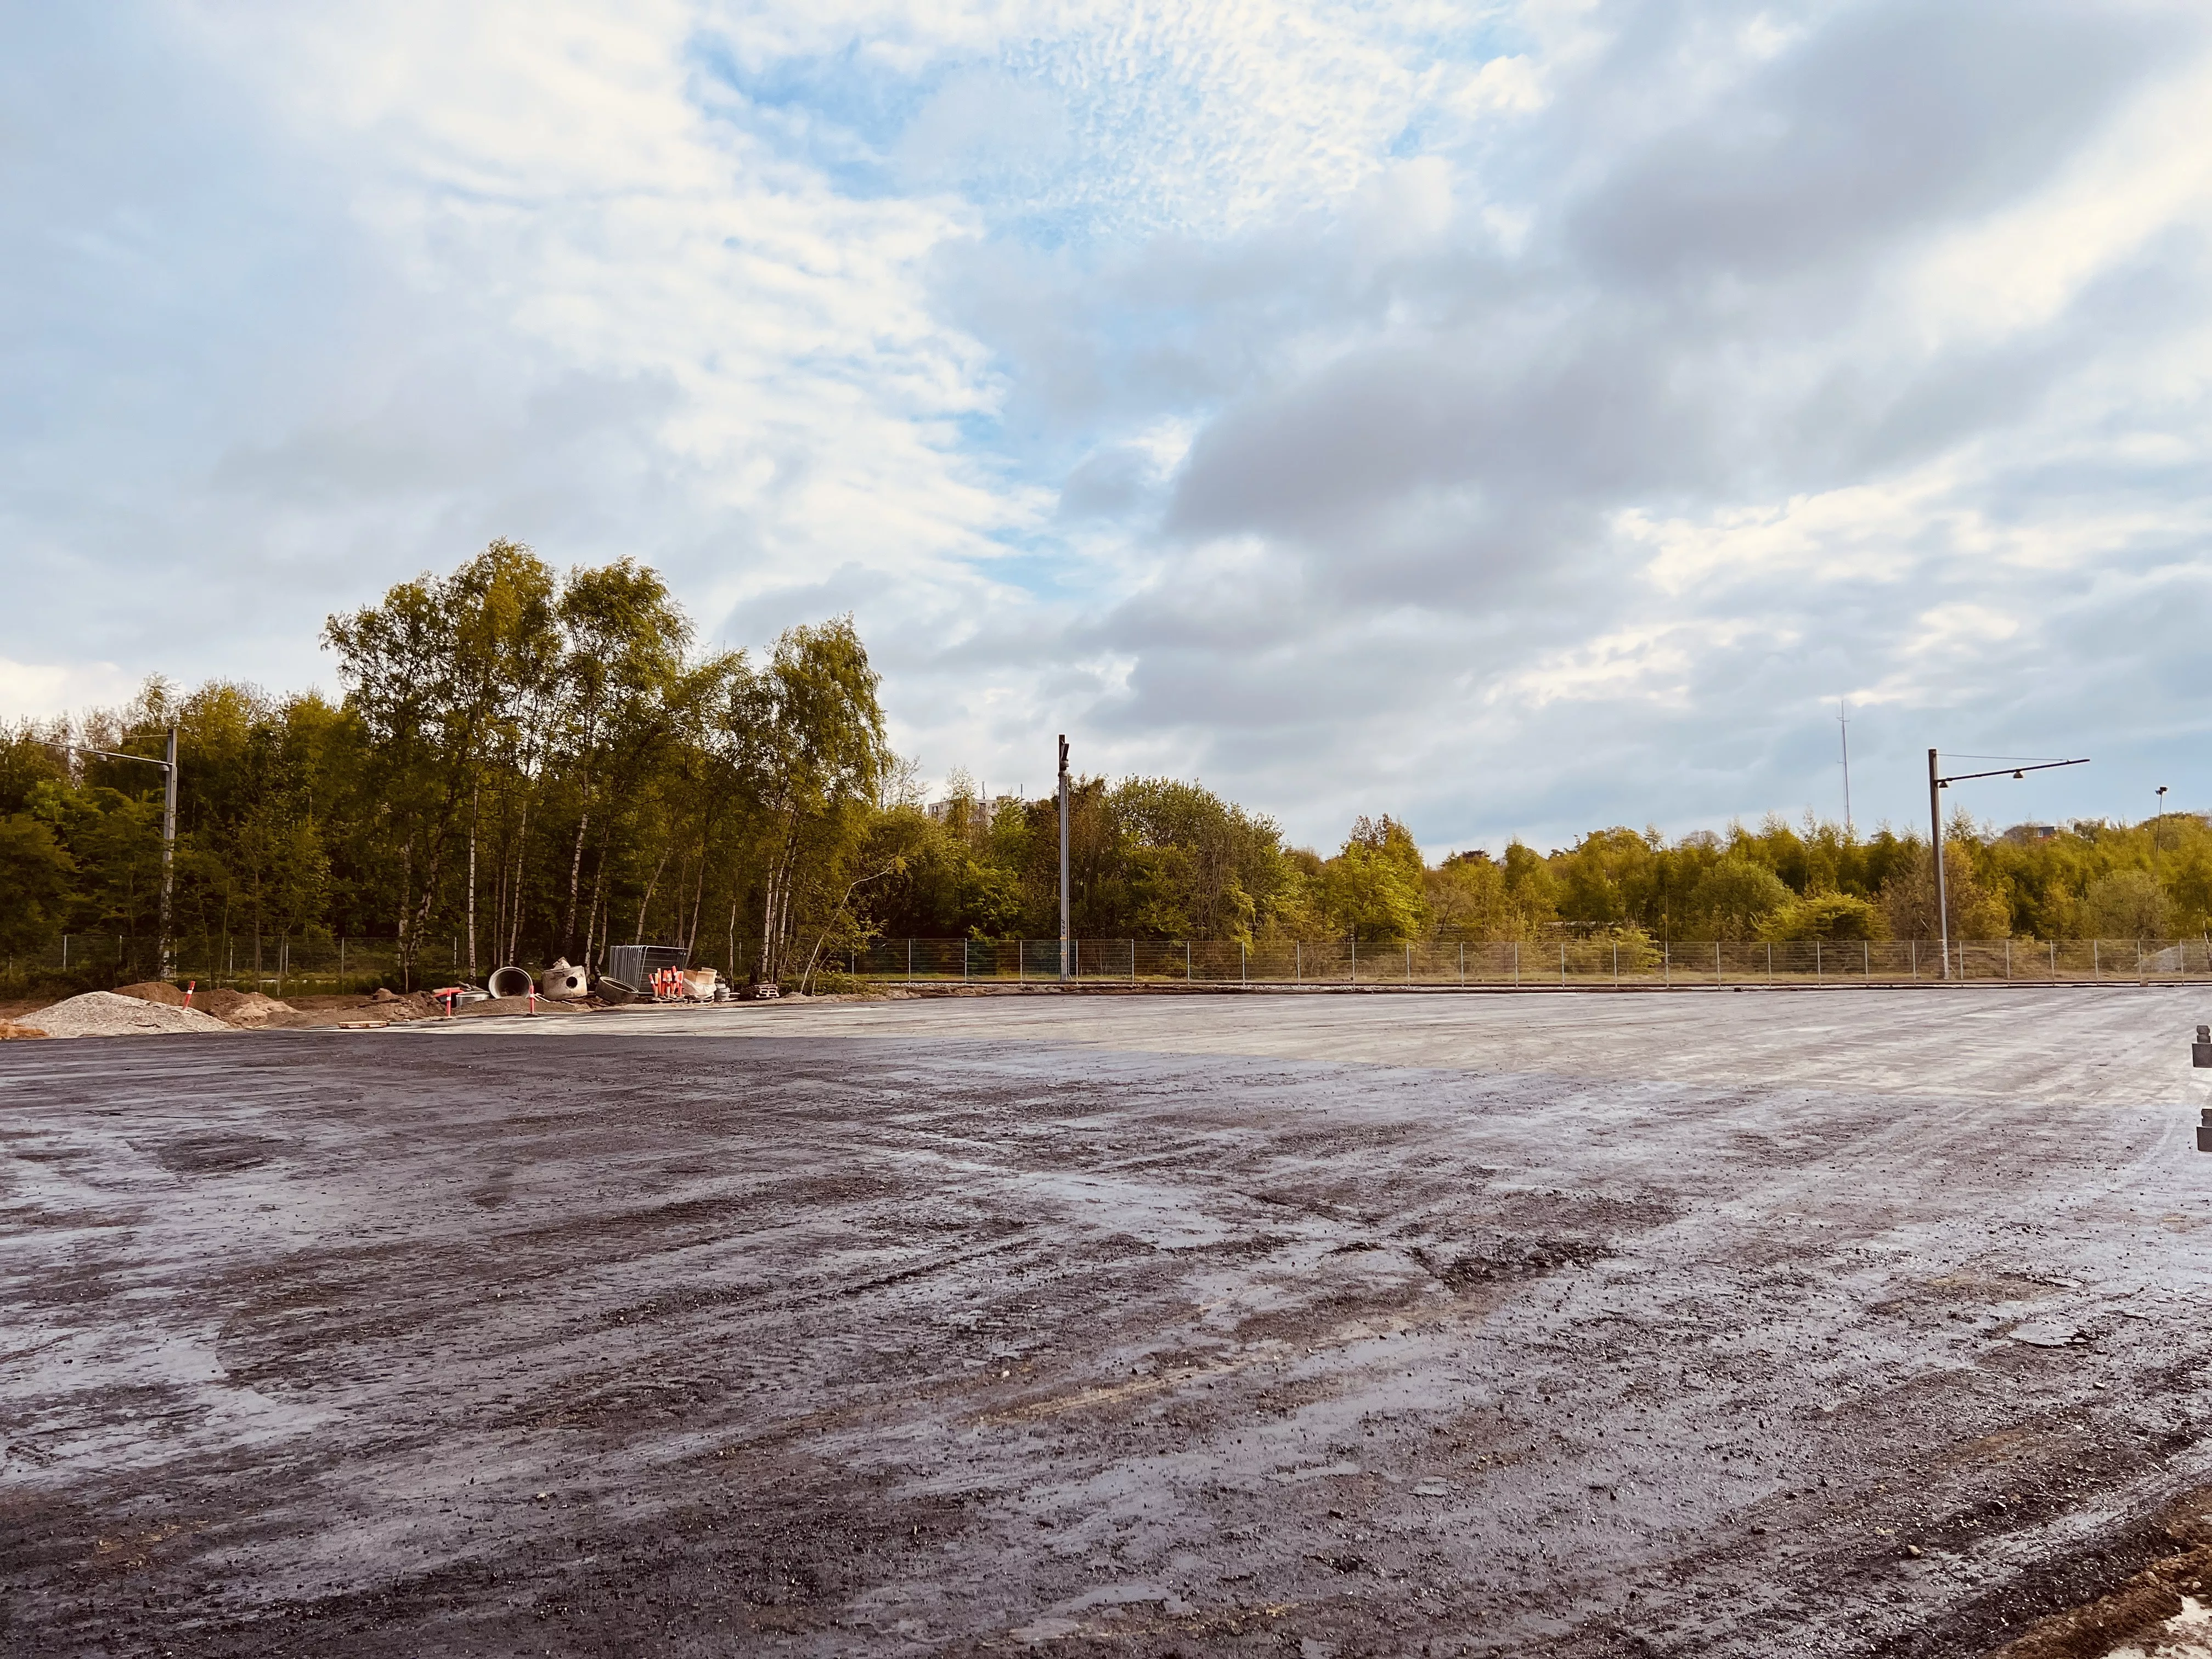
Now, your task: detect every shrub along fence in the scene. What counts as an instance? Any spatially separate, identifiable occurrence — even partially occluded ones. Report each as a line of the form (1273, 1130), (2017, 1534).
(848, 938), (2212, 987)
(4, 933), (759, 994)
(5, 935), (475, 996)
(15, 935), (2212, 994)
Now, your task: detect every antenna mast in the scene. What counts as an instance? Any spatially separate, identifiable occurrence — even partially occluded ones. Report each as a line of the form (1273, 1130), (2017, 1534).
(1838, 700), (1853, 837)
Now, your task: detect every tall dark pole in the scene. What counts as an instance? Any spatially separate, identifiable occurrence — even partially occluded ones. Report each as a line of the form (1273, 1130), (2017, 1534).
(159, 725), (178, 981)
(1838, 700), (1853, 837)
(1928, 748), (1949, 981)
(1057, 735), (1071, 981)
(65, 729), (180, 980)
(1925, 750), (2089, 981)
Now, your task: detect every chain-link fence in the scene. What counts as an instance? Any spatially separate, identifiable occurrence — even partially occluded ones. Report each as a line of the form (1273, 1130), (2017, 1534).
(16, 934), (2212, 992)
(845, 937), (2212, 986)
(4, 934), (473, 994)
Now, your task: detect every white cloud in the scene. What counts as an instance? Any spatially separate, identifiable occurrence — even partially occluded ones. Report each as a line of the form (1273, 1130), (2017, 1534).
(0, 659), (142, 723)
(7, 0), (2212, 847)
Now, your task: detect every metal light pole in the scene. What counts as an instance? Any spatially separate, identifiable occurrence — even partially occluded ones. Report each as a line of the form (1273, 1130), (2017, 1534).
(1928, 749), (1948, 978)
(1839, 701), (1853, 837)
(1927, 749), (2089, 981)
(72, 725), (179, 980)
(1057, 735), (1071, 981)
(2155, 785), (2169, 881)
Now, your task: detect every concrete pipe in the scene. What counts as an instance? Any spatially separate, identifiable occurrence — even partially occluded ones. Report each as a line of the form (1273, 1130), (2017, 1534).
(539, 959), (589, 1000)
(487, 965), (534, 999)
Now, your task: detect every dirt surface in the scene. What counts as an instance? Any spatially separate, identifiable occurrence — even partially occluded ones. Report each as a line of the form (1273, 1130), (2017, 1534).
(5, 989), (2212, 1656)
(113, 981), (188, 1007)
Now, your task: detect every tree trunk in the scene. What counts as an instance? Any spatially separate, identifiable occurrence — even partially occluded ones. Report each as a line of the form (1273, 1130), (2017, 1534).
(685, 837), (710, 952)
(397, 842), (413, 990)
(507, 790), (532, 963)
(760, 816), (800, 983)
(634, 844), (670, 946)
(580, 818), (611, 972)
(563, 804), (591, 957)
(467, 783), (478, 981)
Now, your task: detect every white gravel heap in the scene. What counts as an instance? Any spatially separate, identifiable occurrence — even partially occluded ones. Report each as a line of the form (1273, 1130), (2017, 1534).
(25, 990), (235, 1039)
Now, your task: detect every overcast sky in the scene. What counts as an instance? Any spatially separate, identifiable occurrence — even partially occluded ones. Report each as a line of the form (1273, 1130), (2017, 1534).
(6, 1), (2209, 853)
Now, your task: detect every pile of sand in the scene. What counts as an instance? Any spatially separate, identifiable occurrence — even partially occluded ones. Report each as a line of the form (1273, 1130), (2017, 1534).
(26, 991), (234, 1039)
(114, 981), (294, 1027)
(114, 981), (187, 1006)
(359, 989), (442, 1020)
(195, 988), (292, 1025)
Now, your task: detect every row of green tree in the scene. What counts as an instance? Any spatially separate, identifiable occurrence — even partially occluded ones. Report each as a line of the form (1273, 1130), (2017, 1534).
(2, 544), (2204, 987)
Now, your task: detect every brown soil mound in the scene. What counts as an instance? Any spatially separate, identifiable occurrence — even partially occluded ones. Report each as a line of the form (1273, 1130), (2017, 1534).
(196, 988), (292, 1025)
(0, 1019), (48, 1040)
(1990, 1492), (2212, 1657)
(113, 981), (187, 1006)
(349, 991), (442, 1021)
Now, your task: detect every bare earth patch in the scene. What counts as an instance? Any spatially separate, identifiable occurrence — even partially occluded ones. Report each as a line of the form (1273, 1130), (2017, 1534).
(3, 989), (2211, 1656)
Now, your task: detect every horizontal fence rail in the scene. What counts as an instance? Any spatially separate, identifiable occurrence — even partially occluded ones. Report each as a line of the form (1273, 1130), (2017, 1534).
(5, 934), (761, 993)
(16, 935), (2212, 992)
(845, 938), (2212, 988)
(7, 935), (515, 994)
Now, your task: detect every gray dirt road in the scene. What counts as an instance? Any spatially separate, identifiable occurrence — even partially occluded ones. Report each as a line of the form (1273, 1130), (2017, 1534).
(4, 987), (2212, 1657)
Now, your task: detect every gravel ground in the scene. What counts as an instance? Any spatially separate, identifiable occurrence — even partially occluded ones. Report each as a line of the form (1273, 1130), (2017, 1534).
(17, 990), (235, 1038)
(4, 988), (2212, 1657)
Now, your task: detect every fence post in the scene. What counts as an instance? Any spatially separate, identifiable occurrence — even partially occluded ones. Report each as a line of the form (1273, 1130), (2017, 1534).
(1560, 941), (1567, 987)
(1815, 939), (1821, 981)
(1295, 941), (1300, 983)
(1663, 942), (1669, 985)
(1513, 940), (1520, 987)
(1716, 940), (1722, 986)
(1460, 943), (1466, 986)
(1130, 941), (1135, 985)
(2050, 940), (2056, 981)
(1351, 937), (1357, 984)
(963, 939), (969, 983)
(1864, 940), (1870, 982)
(907, 938), (912, 985)
(61, 934), (69, 969)
(1405, 941), (1411, 983)
(2005, 940), (2011, 981)
(1186, 940), (1192, 983)
(2094, 940), (2100, 981)
(1613, 941), (1620, 986)
(1242, 941), (1246, 984)
(1910, 939), (1916, 980)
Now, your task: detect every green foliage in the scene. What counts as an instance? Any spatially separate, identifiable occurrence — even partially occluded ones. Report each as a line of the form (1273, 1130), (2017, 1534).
(0, 814), (74, 954)
(1761, 891), (1884, 942)
(1688, 858), (1793, 941)
(16, 543), (2212, 973)
(1321, 815), (1428, 941)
